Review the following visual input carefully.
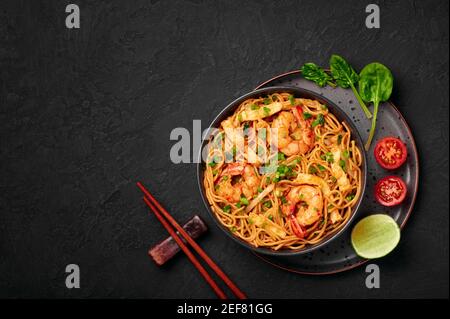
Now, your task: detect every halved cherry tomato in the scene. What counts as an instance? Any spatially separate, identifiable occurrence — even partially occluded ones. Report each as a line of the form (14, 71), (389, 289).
(375, 176), (407, 207)
(374, 137), (407, 170)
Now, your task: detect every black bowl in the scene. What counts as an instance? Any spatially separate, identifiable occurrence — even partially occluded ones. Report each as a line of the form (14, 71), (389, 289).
(197, 86), (367, 256)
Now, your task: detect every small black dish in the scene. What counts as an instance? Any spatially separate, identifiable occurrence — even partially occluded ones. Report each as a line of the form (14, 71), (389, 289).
(197, 86), (367, 257)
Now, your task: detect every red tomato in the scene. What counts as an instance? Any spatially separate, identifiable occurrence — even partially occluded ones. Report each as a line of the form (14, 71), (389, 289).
(375, 176), (407, 207)
(374, 137), (407, 170)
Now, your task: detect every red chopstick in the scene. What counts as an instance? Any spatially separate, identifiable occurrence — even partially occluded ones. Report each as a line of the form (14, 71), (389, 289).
(137, 182), (247, 300)
(142, 197), (227, 299)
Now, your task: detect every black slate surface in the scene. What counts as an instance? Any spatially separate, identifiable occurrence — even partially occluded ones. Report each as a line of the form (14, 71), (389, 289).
(0, 0), (448, 298)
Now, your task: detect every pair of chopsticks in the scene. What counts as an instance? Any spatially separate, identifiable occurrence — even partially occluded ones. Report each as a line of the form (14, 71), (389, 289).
(137, 182), (247, 299)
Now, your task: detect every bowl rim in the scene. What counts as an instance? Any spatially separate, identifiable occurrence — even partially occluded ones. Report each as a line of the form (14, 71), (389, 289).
(196, 86), (368, 256)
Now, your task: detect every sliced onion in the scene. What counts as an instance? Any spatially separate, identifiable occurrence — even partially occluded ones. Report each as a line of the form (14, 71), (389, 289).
(245, 183), (274, 213)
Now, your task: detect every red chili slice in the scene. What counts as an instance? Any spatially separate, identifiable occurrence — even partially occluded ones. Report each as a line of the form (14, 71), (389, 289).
(374, 137), (407, 170)
(375, 176), (407, 207)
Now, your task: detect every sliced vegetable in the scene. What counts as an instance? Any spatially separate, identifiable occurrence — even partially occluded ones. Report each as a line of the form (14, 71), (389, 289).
(249, 212), (286, 238)
(374, 136), (407, 169)
(351, 214), (400, 259)
(330, 54), (372, 119)
(359, 62), (394, 150)
(245, 184), (275, 213)
(240, 102), (282, 121)
(375, 176), (407, 207)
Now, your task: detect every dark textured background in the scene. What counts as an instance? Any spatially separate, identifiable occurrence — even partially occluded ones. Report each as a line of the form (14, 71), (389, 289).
(0, 0), (448, 298)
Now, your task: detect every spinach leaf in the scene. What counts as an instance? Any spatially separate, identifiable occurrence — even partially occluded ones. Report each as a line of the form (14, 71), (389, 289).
(330, 54), (373, 119)
(359, 62), (394, 150)
(301, 63), (335, 87)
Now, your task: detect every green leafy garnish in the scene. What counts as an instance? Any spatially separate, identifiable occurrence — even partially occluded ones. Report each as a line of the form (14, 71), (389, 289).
(359, 62), (394, 150)
(257, 187), (263, 193)
(250, 104), (259, 110)
(280, 196), (288, 204)
(342, 150), (350, 159)
(339, 159), (346, 171)
(337, 134), (343, 145)
(230, 226), (237, 233)
(289, 94), (295, 105)
(263, 107), (271, 116)
(223, 205), (231, 213)
(263, 201), (272, 208)
(309, 166), (318, 174)
(268, 215), (273, 221)
(301, 62), (335, 87)
(303, 112), (313, 120)
(318, 164), (326, 172)
(277, 152), (286, 161)
(346, 194), (355, 201)
(329, 54), (372, 119)
(311, 114), (324, 127)
(263, 97), (271, 105)
(240, 196), (249, 206)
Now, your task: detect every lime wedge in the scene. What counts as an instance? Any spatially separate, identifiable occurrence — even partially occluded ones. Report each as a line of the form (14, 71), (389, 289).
(351, 214), (400, 259)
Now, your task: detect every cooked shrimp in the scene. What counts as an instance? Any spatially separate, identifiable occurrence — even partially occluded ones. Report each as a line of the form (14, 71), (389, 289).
(216, 163), (260, 203)
(271, 107), (314, 156)
(281, 185), (323, 228)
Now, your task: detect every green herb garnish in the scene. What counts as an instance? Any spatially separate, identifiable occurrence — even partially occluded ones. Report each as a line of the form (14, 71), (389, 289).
(329, 54), (372, 119)
(337, 134), (343, 145)
(289, 94), (295, 105)
(301, 62), (335, 87)
(311, 114), (324, 127)
(303, 112), (312, 120)
(339, 159), (346, 171)
(359, 62), (394, 150)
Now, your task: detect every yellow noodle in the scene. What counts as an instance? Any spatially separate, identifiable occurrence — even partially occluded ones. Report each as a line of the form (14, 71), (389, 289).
(203, 93), (363, 251)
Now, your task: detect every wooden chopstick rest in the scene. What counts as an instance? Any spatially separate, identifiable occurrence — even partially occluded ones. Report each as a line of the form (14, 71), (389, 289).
(149, 215), (208, 266)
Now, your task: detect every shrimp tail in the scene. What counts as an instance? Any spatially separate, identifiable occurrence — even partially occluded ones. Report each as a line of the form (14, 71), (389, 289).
(289, 215), (305, 239)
